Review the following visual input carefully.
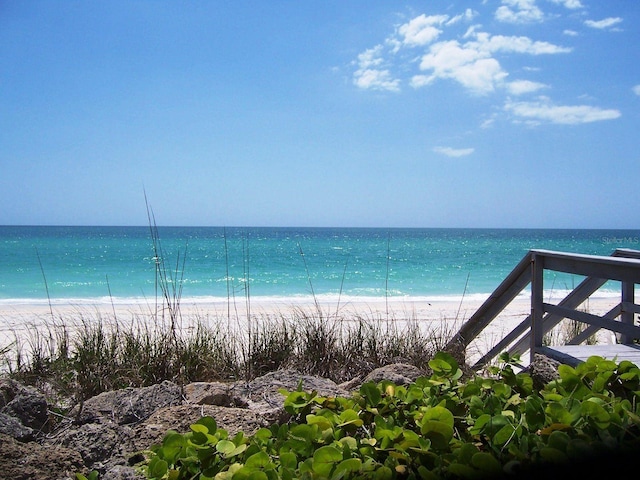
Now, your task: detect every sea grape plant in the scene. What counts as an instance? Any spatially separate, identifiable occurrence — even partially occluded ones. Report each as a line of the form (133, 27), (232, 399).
(140, 352), (640, 479)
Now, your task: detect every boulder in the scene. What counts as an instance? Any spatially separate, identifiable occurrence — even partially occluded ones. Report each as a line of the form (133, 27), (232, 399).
(0, 432), (85, 480)
(184, 381), (248, 407)
(0, 411), (34, 441)
(131, 404), (268, 453)
(0, 378), (50, 433)
(74, 380), (183, 425)
(528, 354), (561, 390)
(361, 363), (426, 386)
(52, 420), (135, 473)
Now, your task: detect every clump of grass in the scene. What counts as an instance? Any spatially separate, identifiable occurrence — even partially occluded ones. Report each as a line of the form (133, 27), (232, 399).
(241, 314), (297, 379)
(1, 304), (459, 412)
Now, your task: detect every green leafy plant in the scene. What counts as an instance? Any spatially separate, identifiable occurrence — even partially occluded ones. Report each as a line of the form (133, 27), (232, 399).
(138, 353), (640, 479)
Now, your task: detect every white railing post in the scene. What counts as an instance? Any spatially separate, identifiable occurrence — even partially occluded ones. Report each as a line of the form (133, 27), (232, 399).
(530, 252), (545, 364)
(620, 281), (635, 344)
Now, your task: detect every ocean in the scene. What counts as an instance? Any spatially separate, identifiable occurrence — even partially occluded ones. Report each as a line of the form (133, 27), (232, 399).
(1, 226), (639, 304)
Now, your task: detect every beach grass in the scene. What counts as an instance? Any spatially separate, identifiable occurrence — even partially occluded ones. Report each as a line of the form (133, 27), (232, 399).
(0, 304), (459, 411)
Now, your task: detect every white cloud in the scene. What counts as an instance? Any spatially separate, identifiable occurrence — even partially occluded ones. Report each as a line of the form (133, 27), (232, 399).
(584, 17), (623, 30)
(563, 29), (578, 36)
(355, 46), (384, 69)
(633, 85), (640, 96)
(548, 0), (583, 9)
(495, 0), (544, 24)
(433, 146), (475, 157)
(417, 40), (507, 95)
(410, 75), (434, 88)
(353, 46), (401, 92)
(398, 14), (448, 47)
(413, 31), (569, 95)
(505, 98), (621, 124)
(446, 9), (477, 26)
(506, 80), (548, 95)
(471, 33), (572, 55)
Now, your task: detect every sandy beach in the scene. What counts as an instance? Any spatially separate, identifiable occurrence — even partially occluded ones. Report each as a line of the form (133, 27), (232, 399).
(0, 293), (622, 369)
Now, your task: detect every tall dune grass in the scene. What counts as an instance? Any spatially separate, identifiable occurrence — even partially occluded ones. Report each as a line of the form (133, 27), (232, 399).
(0, 306), (459, 410)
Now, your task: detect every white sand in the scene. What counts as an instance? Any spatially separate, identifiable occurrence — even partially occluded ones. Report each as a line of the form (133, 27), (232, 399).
(0, 294), (621, 369)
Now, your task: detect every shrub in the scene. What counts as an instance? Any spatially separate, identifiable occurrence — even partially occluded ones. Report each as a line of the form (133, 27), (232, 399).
(138, 353), (640, 479)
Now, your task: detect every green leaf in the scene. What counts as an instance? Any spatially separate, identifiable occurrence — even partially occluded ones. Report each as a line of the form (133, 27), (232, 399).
(334, 458), (362, 477)
(159, 432), (186, 463)
(492, 383), (511, 398)
(373, 466), (393, 480)
(420, 420), (454, 450)
(279, 451), (298, 470)
(539, 446), (568, 464)
(191, 423), (209, 434)
(547, 430), (570, 453)
(147, 457), (168, 479)
(312, 446), (342, 477)
(254, 428), (273, 442)
(429, 351), (459, 376)
(493, 423), (515, 446)
(245, 451), (273, 469)
(422, 406), (454, 427)
(195, 416), (218, 435)
(545, 403), (573, 425)
(524, 395), (546, 431)
(581, 398), (610, 429)
(216, 439), (237, 455)
(447, 463), (477, 479)
(307, 414), (334, 431)
(338, 409), (364, 428)
(359, 382), (382, 406)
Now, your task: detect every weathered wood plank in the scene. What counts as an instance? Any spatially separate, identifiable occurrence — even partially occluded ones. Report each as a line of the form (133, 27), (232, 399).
(531, 249), (640, 283)
(543, 303), (640, 339)
(548, 344), (640, 366)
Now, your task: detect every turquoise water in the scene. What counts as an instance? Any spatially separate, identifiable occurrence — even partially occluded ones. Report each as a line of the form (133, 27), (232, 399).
(1, 226), (639, 302)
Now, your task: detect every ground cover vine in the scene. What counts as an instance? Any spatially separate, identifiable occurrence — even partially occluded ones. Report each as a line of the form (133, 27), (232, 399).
(136, 352), (640, 479)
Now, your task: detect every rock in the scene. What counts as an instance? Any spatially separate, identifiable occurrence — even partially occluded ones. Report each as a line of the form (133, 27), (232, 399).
(0, 432), (85, 480)
(75, 380), (183, 425)
(361, 363), (426, 386)
(0, 411), (34, 441)
(1, 364), (436, 478)
(131, 404), (268, 452)
(53, 420), (134, 472)
(528, 354), (561, 390)
(238, 368), (350, 403)
(102, 465), (146, 480)
(184, 381), (249, 407)
(0, 379), (50, 433)
(102, 465), (145, 480)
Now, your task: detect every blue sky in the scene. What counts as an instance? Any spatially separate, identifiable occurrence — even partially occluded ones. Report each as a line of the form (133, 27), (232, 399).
(1, 1), (638, 228)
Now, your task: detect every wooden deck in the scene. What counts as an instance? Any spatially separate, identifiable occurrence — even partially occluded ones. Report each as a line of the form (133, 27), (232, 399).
(538, 344), (640, 367)
(446, 248), (640, 370)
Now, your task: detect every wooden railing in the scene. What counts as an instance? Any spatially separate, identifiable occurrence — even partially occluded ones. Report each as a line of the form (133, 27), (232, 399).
(446, 248), (640, 370)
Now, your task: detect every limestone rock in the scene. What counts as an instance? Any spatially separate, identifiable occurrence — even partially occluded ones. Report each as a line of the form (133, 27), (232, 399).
(0, 378), (50, 433)
(528, 354), (561, 390)
(361, 363), (426, 386)
(74, 380), (183, 425)
(131, 404), (268, 452)
(0, 432), (85, 480)
(0, 411), (34, 441)
(184, 381), (249, 407)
